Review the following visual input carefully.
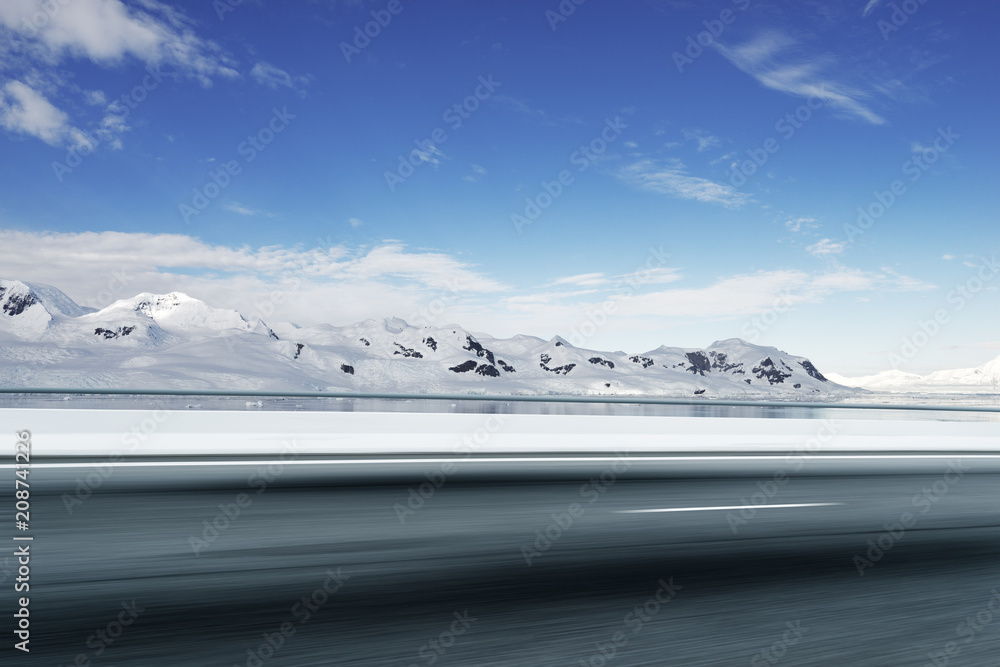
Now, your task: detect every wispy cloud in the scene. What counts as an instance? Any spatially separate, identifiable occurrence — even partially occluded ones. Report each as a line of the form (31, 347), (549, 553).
(861, 0), (883, 17)
(786, 217), (819, 232)
(223, 202), (279, 218)
(550, 273), (609, 287)
(250, 62), (310, 95)
(462, 163), (487, 182)
(491, 94), (554, 126)
(714, 31), (886, 125)
(682, 127), (722, 152)
(806, 238), (845, 256)
(615, 267), (934, 319)
(619, 158), (752, 208)
(348, 217), (364, 228)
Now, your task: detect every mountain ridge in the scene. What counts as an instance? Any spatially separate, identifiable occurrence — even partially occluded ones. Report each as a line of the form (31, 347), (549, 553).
(0, 278), (858, 397)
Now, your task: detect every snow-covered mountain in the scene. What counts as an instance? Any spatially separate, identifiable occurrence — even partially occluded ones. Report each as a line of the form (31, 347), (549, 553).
(0, 279), (857, 397)
(828, 356), (1000, 394)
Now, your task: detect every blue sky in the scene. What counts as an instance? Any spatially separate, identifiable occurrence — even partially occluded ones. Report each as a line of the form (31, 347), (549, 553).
(1, 0), (998, 375)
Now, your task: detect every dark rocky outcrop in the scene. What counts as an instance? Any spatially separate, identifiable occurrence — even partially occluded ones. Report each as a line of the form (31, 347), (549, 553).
(752, 357), (791, 384)
(393, 343), (423, 358)
(2, 288), (36, 316)
(799, 360), (827, 382)
(684, 351), (711, 376)
(629, 355), (654, 368)
(463, 335), (495, 364)
(94, 326), (136, 339)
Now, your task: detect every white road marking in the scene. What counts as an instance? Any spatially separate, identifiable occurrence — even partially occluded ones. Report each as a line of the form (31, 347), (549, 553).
(616, 502), (843, 514)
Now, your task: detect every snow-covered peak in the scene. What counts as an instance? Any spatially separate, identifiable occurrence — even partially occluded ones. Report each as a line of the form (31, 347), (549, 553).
(0, 279), (858, 397)
(383, 316), (408, 334)
(97, 292), (253, 333)
(0, 279), (90, 338)
(830, 354), (1000, 393)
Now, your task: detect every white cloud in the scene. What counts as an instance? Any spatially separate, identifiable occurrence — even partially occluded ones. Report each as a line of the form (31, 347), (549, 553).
(714, 31), (886, 125)
(615, 267), (933, 319)
(84, 89), (107, 106)
(682, 127), (722, 152)
(620, 158), (752, 208)
(785, 217), (818, 232)
(0, 0), (240, 149)
(348, 217), (364, 228)
(250, 61), (309, 94)
(0, 80), (72, 145)
(0, 228), (509, 325)
(806, 238), (845, 256)
(550, 273), (609, 287)
(0, 0), (238, 79)
(223, 202), (278, 218)
(862, 0), (882, 16)
(462, 164), (487, 182)
(942, 254), (954, 260)
(0, 228), (938, 350)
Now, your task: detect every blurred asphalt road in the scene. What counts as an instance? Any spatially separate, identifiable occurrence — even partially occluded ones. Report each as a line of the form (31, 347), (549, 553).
(2, 453), (999, 666)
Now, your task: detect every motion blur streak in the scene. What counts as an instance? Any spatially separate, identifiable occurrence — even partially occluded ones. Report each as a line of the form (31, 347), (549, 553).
(2, 452), (999, 665)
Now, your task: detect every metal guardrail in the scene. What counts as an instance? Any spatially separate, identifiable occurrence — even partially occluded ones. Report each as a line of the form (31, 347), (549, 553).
(1, 387), (998, 413)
